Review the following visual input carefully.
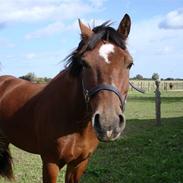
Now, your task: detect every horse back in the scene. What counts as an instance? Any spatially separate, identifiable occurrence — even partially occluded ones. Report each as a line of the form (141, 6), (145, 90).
(0, 75), (45, 117)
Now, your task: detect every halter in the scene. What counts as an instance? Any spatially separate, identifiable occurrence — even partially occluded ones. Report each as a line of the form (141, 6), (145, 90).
(81, 70), (127, 111)
(81, 69), (145, 112)
(83, 82), (126, 110)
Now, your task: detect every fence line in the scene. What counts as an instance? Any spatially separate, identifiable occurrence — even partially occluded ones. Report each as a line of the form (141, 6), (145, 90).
(129, 80), (183, 92)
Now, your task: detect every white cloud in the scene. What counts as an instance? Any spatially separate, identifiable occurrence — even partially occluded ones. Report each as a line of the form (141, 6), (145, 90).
(0, 37), (16, 48)
(156, 46), (174, 55)
(89, 0), (107, 8)
(25, 53), (36, 60)
(25, 18), (105, 39)
(159, 9), (183, 29)
(0, 0), (105, 24)
(26, 22), (65, 39)
(128, 14), (183, 78)
(0, 49), (67, 77)
(129, 16), (182, 55)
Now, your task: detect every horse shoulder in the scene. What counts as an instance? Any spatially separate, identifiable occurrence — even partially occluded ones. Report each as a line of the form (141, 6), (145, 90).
(55, 122), (98, 164)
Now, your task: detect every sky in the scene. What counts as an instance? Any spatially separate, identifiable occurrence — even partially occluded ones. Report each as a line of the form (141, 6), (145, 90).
(0, 0), (183, 79)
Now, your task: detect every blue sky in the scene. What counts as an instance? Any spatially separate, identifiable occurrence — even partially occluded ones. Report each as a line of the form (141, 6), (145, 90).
(0, 0), (183, 78)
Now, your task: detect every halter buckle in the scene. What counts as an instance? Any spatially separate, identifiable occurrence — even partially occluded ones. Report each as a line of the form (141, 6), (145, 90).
(84, 90), (90, 103)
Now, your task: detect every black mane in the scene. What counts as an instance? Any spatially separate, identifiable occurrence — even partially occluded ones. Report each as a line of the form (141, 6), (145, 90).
(66, 21), (126, 76)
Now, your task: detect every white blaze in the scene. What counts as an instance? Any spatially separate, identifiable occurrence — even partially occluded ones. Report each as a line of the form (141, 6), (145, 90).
(99, 44), (114, 64)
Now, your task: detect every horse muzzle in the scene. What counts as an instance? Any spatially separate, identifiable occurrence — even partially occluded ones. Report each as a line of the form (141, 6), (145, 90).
(92, 112), (126, 142)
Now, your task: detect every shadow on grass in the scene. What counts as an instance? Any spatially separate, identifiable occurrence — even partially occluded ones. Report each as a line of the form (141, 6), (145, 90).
(81, 116), (183, 183)
(124, 116), (183, 135)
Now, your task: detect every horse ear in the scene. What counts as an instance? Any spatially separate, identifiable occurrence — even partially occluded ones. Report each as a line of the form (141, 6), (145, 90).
(78, 19), (93, 39)
(117, 14), (131, 40)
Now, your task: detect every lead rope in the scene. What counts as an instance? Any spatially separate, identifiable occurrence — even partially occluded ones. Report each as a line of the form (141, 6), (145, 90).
(129, 82), (145, 93)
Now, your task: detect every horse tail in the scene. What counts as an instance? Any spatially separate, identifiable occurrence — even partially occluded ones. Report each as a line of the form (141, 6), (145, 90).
(0, 130), (14, 180)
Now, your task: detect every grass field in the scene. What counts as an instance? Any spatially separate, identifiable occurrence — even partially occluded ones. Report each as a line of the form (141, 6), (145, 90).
(0, 91), (183, 183)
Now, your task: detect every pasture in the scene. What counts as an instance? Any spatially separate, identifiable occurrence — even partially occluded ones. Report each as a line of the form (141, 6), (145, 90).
(0, 91), (183, 183)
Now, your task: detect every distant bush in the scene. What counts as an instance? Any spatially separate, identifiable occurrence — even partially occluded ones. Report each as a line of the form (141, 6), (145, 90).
(152, 73), (159, 80)
(165, 78), (174, 81)
(132, 74), (144, 80)
(19, 72), (36, 82)
(19, 73), (51, 83)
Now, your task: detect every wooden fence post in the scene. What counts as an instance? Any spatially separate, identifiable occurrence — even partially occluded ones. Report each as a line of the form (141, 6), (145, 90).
(155, 79), (161, 125)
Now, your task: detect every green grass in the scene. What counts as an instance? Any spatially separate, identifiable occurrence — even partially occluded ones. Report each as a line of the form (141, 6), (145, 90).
(80, 91), (183, 183)
(0, 91), (183, 183)
(81, 117), (183, 183)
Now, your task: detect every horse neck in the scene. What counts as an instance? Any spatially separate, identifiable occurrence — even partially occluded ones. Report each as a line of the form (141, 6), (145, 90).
(40, 69), (89, 123)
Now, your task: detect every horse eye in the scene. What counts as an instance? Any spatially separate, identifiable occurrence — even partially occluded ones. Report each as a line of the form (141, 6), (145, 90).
(127, 63), (133, 69)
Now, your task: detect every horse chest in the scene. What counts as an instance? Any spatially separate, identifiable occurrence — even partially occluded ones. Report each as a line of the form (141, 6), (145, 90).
(56, 132), (98, 163)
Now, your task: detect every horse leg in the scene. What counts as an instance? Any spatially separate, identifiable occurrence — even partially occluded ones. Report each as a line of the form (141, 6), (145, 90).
(65, 159), (89, 183)
(0, 130), (14, 180)
(41, 156), (60, 183)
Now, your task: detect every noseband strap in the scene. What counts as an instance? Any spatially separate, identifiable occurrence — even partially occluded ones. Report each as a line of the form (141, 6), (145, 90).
(82, 80), (145, 113)
(82, 80), (126, 111)
(86, 84), (124, 104)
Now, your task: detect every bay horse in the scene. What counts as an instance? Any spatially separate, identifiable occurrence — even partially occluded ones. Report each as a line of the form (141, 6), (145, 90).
(0, 14), (133, 183)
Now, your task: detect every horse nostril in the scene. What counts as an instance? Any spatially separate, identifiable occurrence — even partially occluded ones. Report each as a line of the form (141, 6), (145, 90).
(94, 113), (101, 131)
(119, 114), (125, 127)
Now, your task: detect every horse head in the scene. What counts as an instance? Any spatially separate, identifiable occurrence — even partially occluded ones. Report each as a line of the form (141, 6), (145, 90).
(68, 14), (133, 142)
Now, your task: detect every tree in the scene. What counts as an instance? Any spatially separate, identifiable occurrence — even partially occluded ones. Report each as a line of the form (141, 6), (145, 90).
(165, 77), (174, 81)
(19, 72), (36, 82)
(136, 74), (143, 80)
(152, 73), (159, 80)
(19, 73), (51, 83)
